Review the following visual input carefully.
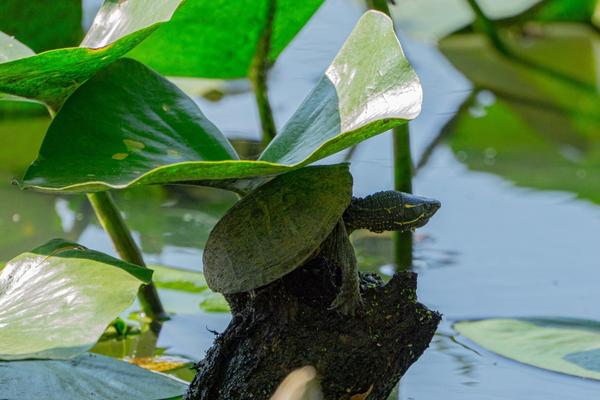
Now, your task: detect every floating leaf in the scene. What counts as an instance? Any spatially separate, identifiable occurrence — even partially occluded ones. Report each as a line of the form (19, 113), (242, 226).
(455, 318), (600, 381)
(0, 0), (183, 110)
(129, 0), (324, 78)
(0, 0), (82, 52)
(0, 352), (187, 399)
(0, 239), (151, 360)
(21, 11), (421, 193)
(199, 292), (230, 313)
(150, 264), (208, 294)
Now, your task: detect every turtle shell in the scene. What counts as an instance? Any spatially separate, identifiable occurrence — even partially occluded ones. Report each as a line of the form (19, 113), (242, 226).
(203, 164), (352, 294)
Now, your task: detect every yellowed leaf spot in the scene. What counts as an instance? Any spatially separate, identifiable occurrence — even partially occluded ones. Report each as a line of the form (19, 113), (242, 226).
(127, 356), (189, 372)
(167, 149), (182, 159)
(350, 384), (373, 400)
(123, 139), (145, 151)
(112, 153), (129, 160)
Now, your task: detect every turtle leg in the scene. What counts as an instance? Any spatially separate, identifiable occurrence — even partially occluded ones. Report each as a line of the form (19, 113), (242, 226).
(322, 220), (362, 316)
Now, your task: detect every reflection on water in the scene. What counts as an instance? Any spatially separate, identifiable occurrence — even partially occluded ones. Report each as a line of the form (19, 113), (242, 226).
(1, 0), (600, 398)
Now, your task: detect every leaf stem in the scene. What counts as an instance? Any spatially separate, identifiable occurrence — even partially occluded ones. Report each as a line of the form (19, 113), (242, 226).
(250, 0), (277, 147)
(87, 191), (167, 321)
(366, 0), (414, 271)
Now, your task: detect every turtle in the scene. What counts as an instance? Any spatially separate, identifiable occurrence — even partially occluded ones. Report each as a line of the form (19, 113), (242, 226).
(203, 164), (440, 315)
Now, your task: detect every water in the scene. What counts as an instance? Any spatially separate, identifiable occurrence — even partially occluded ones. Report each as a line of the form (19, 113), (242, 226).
(2, 0), (600, 398)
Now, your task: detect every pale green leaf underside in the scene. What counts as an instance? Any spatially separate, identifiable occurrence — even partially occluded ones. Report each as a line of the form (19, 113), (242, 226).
(0, 352), (187, 399)
(21, 11), (422, 193)
(455, 318), (600, 381)
(0, 239), (150, 361)
(0, 0), (183, 110)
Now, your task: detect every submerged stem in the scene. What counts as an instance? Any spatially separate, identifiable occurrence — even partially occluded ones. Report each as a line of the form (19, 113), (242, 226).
(250, 0), (277, 148)
(87, 191), (167, 321)
(366, 0), (414, 271)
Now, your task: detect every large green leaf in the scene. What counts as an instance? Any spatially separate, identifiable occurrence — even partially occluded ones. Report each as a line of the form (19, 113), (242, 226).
(0, 0), (82, 52)
(128, 0), (323, 78)
(0, 239), (151, 360)
(0, 0), (183, 111)
(0, 352), (186, 399)
(455, 318), (600, 381)
(21, 11), (422, 193)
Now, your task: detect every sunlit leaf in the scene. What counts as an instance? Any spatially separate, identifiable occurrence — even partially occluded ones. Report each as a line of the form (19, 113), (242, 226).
(0, 352), (187, 399)
(129, 0), (324, 78)
(455, 318), (600, 381)
(0, 0), (82, 52)
(21, 11), (422, 193)
(0, 0), (183, 110)
(0, 239), (151, 360)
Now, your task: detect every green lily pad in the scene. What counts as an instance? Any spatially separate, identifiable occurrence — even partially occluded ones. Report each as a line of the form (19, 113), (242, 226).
(455, 318), (600, 380)
(21, 11), (421, 193)
(129, 0), (323, 78)
(0, 352), (187, 399)
(150, 264), (208, 294)
(0, 0), (82, 52)
(0, 239), (151, 360)
(0, 0), (183, 111)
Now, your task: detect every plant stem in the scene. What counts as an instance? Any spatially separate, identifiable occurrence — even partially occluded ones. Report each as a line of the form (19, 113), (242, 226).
(250, 0), (277, 148)
(465, 0), (509, 56)
(87, 191), (167, 321)
(366, 0), (414, 271)
(392, 125), (413, 270)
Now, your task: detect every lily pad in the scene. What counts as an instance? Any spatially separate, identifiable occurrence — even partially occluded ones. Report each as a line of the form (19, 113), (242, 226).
(150, 264), (208, 294)
(0, 352), (187, 400)
(0, 239), (151, 360)
(21, 11), (422, 193)
(0, 0), (183, 110)
(455, 318), (600, 380)
(129, 0), (324, 78)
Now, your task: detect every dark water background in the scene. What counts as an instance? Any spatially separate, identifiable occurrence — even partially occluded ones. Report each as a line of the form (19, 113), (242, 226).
(2, 0), (600, 398)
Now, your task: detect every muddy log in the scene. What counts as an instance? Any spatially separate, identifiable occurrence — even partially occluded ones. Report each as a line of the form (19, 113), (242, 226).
(186, 256), (440, 400)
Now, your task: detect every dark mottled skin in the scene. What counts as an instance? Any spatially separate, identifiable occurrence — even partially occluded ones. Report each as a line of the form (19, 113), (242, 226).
(323, 190), (440, 314)
(343, 190), (441, 234)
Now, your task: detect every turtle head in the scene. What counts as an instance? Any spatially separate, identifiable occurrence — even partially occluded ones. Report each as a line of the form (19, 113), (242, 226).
(343, 191), (441, 233)
(398, 193), (441, 231)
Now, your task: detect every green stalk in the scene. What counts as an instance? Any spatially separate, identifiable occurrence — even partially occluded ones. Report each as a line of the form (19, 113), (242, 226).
(250, 0), (277, 147)
(87, 191), (167, 321)
(392, 125), (413, 270)
(367, 0), (414, 271)
(465, 0), (509, 56)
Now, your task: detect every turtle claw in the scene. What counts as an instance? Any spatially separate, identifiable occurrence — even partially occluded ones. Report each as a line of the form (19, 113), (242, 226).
(329, 292), (364, 316)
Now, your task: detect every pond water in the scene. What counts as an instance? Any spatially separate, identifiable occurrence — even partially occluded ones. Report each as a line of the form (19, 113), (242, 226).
(2, 0), (600, 398)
